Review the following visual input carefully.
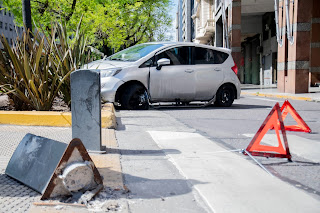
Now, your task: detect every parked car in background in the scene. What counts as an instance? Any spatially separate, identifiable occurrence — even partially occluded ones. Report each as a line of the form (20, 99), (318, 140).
(85, 42), (241, 110)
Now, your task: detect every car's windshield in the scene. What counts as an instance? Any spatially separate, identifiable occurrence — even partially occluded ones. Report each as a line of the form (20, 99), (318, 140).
(107, 44), (164, 62)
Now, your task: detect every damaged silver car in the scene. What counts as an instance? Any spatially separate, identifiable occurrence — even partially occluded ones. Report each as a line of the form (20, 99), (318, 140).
(85, 42), (241, 110)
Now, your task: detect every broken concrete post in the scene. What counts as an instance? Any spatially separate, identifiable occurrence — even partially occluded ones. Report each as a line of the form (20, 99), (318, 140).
(5, 134), (103, 200)
(71, 69), (102, 151)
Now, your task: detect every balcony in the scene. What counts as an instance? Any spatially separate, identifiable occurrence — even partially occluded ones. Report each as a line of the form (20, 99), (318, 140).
(195, 19), (215, 43)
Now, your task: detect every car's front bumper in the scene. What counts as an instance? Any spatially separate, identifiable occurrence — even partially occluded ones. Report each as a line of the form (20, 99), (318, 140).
(100, 77), (124, 103)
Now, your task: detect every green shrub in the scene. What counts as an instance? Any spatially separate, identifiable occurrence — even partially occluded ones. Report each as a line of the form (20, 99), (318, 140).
(0, 29), (71, 111)
(50, 19), (94, 107)
(0, 19), (95, 110)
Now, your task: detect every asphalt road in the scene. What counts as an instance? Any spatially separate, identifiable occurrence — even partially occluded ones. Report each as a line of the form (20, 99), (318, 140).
(116, 95), (320, 212)
(155, 95), (320, 200)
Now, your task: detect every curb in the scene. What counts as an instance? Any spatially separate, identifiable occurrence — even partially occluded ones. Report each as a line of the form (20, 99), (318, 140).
(241, 91), (313, 102)
(0, 103), (117, 129)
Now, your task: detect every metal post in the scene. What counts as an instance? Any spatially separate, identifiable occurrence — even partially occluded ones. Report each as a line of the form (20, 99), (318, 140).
(221, 1), (229, 49)
(274, 0), (283, 46)
(243, 149), (274, 177)
(22, 0), (32, 33)
(285, 0), (294, 44)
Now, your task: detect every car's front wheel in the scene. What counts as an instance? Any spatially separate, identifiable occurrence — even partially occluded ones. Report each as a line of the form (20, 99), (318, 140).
(121, 84), (149, 110)
(215, 85), (235, 107)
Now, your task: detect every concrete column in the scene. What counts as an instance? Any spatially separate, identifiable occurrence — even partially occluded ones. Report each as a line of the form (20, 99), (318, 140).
(278, 0), (312, 93)
(287, 0), (312, 93)
(310, 0), (320, 85)
(229, 0), (242, 76)
(71, 70), (102, 151)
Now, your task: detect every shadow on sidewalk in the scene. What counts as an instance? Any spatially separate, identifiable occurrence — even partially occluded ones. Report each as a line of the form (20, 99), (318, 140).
(0, 167), (207, 201)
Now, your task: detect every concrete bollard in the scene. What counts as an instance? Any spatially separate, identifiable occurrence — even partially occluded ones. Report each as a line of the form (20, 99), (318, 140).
(71, 69), (102, 151)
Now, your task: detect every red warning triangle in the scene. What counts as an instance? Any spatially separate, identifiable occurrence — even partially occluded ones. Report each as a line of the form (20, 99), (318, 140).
(278, 100), (311, 133)
(246, 103), (291, 160)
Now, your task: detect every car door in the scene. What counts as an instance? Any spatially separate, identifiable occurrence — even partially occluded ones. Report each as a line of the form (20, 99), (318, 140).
(193, 47), (227, 100)
(149, 46), (196, 101)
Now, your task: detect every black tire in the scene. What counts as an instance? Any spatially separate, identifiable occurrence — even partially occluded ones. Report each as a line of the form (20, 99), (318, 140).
(121, 84), (149, 110)
(214, 85), (235, 107)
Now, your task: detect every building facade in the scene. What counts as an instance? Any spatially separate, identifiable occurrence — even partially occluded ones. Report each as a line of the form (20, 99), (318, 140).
(178, 0), (319, 93)
(0, 5), (23, 47)
(215, 0), (320, 93)
(192, 0), (215, 44)
(177, 0), (194, 42)
(215, 0), (277, 86)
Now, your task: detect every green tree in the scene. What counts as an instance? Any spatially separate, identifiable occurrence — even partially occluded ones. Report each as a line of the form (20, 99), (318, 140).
(3, 0), (173, 54)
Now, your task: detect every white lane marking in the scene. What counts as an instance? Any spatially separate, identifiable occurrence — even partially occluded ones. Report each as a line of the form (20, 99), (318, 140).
(148, 131), (320, 213)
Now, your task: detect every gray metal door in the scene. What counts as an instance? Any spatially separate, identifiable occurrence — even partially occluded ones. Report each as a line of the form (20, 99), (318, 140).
(150, 65), (196, 101)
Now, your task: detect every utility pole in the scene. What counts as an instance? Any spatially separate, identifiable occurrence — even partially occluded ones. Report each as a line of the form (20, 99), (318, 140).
(22, 0), (32, 33)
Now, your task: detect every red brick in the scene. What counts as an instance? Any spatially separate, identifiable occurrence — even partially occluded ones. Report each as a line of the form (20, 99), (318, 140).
(311, 48), (320, 67)
(231, 29), (241, 47)
(296, 0), (313, 23)
(277, 70), (285, 92)
(231, 7), (241, 25)
(313, 0), (320, 17)
(288, 32), (311, 61)
(311, 23), (320, 42)
(294, 69), (310, 93)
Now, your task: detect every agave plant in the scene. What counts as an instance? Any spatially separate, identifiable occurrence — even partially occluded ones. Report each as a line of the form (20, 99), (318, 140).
(0, 29), (71, 110)
(49, 18), (95, 107)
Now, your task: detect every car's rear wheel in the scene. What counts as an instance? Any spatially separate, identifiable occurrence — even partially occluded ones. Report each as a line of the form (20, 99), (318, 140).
(215, 85), (235, 107)
(121, 84), (149, 110)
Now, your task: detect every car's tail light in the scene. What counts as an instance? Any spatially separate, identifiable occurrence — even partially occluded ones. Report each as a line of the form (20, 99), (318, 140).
(231, 63), (238, 75)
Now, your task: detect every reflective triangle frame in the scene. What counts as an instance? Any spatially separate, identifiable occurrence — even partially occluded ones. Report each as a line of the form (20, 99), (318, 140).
(246, 103), (292, 160)
(279, 100), (311, 133)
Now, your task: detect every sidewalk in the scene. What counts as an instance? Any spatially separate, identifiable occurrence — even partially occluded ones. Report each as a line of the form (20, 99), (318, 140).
(0, 125), (127, 213)
(241, 84), (320, 102)
(1, 85), (320, 212)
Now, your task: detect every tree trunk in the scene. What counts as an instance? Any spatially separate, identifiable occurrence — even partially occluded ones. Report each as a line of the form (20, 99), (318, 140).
(22, 0), (32, 33)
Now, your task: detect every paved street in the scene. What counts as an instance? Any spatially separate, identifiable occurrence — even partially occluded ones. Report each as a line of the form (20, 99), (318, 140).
(116, 95), (320, 212)
(0, 94), (319, 212)
(155, 95), (320, 198)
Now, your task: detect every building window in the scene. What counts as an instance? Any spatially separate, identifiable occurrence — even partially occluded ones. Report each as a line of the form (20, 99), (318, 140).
(0, 22), (2, 29)
(4, 9), (6, 15)
(5, 23), (7, 30)
(0, 6), (2, 15)
(9, 12), (11, 17)
(9, 24), (13, 31)
(10, 39), (13, 46)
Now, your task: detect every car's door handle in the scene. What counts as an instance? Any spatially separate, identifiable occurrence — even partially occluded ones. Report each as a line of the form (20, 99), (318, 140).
(214, 68), (221, 71)
(185, 69), (194, 73)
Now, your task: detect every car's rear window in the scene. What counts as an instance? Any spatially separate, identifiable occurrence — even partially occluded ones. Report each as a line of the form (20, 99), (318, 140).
(194, 47), (229, 64)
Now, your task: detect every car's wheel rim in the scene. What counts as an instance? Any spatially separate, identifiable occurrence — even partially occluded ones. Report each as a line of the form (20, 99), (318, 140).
(221, 90), (230, 103)
(129, 90), (147, 108)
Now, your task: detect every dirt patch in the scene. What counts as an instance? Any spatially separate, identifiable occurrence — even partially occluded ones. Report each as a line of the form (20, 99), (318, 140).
(0, 94), (70, 112)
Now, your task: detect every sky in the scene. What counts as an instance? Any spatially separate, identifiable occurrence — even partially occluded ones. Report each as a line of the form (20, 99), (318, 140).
(168, 0), (179, 41)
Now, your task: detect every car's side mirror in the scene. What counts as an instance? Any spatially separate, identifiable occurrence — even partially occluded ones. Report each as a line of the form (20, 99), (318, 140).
(156, 58), (170, 70)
